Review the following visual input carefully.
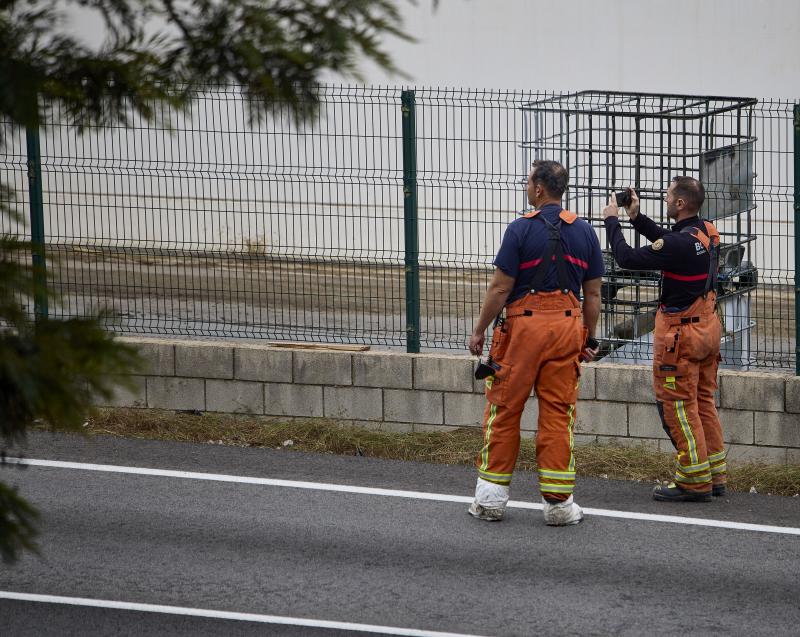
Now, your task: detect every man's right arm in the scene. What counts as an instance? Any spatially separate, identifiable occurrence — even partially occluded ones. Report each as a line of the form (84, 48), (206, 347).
(604, 216), (674, 270)
(468, 267), (515, 356)
(631, 213), (668, 242)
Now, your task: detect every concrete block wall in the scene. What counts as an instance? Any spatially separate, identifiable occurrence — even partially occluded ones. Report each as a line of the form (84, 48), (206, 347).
(101, 337), (800, 464)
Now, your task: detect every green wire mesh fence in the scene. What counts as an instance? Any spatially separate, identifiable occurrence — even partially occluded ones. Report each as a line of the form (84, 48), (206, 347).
(0, 87), (797, 370)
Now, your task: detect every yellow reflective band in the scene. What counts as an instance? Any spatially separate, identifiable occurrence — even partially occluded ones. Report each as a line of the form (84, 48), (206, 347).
(538, 469), (576, 480)
(675, 400), (699, 465)
(539, 483), (575, 493)
(675, 471), (712, 484)
(480, 403), (497, 472)
(479, 469), (513, 479)
(708, 450), (727, 463)
(567, 403), (576, 473)
(666, 376), (676, 383)
(710, 464), (728, 475)
(478, 473), (511, 485)
(680, 461), (711, 474)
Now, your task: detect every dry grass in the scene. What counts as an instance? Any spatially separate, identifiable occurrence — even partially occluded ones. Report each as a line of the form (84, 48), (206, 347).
(76, 408), (800, 497)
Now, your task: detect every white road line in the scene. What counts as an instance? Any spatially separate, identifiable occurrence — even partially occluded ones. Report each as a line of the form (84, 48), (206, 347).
(7, 457), (800, 536)
(0, 591), (488, 637)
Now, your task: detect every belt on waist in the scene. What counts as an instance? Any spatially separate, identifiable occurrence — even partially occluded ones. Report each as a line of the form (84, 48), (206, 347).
(504, 308), (579, 319)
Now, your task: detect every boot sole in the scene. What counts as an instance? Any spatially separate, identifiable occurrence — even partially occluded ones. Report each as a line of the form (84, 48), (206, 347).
(467, 505), (504, 521)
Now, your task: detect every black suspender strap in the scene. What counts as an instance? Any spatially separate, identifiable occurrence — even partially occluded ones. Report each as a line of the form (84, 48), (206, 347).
(704, 237), (719, 295)
(529, 217), (570, 294)
(680, 225), (719, 296)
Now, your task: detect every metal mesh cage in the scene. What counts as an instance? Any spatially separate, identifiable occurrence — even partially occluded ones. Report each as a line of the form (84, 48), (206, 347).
(520, 90), (759, 366)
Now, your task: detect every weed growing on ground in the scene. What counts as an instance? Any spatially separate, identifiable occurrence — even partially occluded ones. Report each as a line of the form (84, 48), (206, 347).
(72, 408), (800, 497)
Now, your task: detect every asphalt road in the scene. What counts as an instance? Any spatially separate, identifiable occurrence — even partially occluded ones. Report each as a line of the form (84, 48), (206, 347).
(1, 432), (799, 636)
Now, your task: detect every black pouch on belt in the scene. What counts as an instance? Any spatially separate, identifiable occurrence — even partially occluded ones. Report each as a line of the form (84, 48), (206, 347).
(475, 357), (501, 380)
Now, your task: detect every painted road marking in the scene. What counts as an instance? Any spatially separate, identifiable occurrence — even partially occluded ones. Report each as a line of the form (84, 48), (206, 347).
(0, 591), (488, 637)
(7, 457), (800, 536)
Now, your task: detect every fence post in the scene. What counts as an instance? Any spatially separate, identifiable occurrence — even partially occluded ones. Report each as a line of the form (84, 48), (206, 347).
(401, 90), (420, 353)
(26, 120), (48, 321)
(794, 104), (799, 374)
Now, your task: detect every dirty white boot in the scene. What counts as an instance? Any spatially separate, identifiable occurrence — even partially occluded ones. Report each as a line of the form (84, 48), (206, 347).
(468, 478), (509, 521)
(542, 495), (583, 526)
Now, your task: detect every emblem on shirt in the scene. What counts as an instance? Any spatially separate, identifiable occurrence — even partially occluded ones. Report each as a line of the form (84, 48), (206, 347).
(651, 239), (664, 251)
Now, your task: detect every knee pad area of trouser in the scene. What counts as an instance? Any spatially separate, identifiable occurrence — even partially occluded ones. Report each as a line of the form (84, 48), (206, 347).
(474, 477), (510, 508)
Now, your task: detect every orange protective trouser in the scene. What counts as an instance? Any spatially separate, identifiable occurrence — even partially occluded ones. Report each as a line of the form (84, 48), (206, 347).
(653, 293), (727, 494)
(477, 290), (585, 502)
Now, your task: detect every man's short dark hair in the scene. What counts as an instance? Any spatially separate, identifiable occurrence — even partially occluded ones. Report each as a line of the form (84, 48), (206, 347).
(671, 176), (705, 212)
(531, 160), (568, 198)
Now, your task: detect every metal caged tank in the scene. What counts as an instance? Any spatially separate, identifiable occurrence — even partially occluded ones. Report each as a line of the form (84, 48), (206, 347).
(520, 90), (758, 368)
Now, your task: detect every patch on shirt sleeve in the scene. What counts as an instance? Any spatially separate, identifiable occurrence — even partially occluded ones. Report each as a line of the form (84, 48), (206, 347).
(651, 239), (665, 251)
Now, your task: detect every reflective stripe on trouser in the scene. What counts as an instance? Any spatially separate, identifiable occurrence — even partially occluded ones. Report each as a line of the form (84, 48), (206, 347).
(477, 291), (584, 502)
(653, 293), (726, 493)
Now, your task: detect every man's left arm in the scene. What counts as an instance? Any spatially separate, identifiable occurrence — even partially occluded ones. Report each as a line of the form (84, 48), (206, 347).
(468, 268), (515, 356)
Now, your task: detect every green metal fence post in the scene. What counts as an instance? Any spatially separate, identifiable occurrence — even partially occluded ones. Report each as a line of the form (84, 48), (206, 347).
(26, 121), (49, 321)
(401, 90), (420, 353)
(794, 104), (800, 374)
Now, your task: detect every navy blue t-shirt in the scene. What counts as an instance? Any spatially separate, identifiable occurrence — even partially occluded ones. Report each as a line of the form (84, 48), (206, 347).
(494, 203), (604, 303)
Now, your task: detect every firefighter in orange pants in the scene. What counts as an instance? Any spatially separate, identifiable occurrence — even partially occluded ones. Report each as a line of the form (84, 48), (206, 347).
(467, 160), (603, 525)
(603, 177), (727, 502)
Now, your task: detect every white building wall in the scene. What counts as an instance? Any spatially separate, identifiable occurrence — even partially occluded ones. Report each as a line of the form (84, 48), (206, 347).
(355, 0), (800, 99)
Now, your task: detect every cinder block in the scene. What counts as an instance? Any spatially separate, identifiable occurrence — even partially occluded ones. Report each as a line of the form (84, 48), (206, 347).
(755, 412), (800, 448)
(324, 386), (383, 421)
(521, 397), (540, 431)
(785, 376), (800, 414)
(575, 400), (627, 436)
(206, 380), (263, 414)
(628, 403), (663, 439)
(573, 434), (598, 446)
(595, 364), (653, 403)
(720, 371), (784, 412)
(294, 351), (352, 386)
(444, 392), (486, 427)
(659, 439), (677, 453)
(414, 355), (474, 393)
(785, 448), (800, 466)
(131, 341), (174, 376)
(146, 377), (204, 411)
(719, 409), (754, 445)
(264, 383), (323, 417)
(579, 364), (596, 400)
(96, 375), (147, 408)
(175, 343), (233, 379)
(384, 389), (443, 425)
(473, 373), (487, 394)
(353, 352), (413, 389)
(115, 337), (175, 376)
(235, 347), (293, 383)
(726, 444), (787, 465)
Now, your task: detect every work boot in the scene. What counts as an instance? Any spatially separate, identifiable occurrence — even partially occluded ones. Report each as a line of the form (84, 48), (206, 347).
(542, 495), (583, 526)
(468, 477), (509, 522)
(468, 502), (504, 521)
(653, 482), (712, 502)
(712, 484), (727, 497)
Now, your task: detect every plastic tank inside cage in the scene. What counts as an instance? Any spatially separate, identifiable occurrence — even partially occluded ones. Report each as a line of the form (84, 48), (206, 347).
(519, 91), (758, 368)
